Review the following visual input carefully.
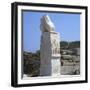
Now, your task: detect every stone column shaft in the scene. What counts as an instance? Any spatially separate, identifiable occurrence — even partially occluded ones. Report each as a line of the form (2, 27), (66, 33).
(40, 31), (61, 76)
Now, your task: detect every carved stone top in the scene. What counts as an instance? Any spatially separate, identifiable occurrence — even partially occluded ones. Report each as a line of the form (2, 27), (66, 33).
(40, 15), (55, 33)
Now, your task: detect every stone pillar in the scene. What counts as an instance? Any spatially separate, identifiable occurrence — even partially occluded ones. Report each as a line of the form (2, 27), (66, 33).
(40, 31), (61, 76)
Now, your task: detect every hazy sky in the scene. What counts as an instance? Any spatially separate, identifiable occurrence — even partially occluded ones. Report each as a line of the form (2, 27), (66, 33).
(23, 11), (80, 52)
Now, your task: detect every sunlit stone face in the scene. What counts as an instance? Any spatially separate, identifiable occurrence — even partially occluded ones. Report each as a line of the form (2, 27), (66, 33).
(40, 15), (61, 76)
(40, 15), (55, 32)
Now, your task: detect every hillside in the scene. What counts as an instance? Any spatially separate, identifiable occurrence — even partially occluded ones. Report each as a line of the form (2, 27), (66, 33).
(23, 41), (80, 76)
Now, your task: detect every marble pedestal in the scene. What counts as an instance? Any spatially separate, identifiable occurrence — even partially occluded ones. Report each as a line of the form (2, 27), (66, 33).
(40, 31), (61, 76)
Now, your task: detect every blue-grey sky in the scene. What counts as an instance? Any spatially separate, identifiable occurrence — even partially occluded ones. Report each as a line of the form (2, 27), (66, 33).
(23, 11), (80, 52)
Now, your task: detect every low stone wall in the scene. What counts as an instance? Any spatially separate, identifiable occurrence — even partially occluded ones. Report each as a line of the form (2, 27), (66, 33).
(61, 65), (80, 75)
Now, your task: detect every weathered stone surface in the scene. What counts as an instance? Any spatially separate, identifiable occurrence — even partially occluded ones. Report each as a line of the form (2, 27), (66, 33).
(40, 15), (55, 33)
(40, 15), (61, 76)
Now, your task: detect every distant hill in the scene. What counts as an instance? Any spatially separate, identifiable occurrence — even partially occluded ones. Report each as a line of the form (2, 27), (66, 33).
(60, 41), (80, 50)
(23, 41), (80, 62)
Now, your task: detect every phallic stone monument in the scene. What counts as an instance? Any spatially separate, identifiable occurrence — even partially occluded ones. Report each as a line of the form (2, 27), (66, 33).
(40, 15), (61, 76)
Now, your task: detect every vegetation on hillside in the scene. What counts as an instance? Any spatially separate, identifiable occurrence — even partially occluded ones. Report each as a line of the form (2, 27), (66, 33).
(60, 41), (80, 50)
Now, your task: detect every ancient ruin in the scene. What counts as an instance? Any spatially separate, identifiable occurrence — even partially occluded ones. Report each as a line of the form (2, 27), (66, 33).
(40, 15), (61, 76)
